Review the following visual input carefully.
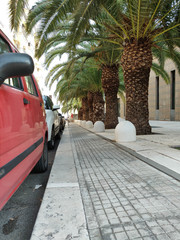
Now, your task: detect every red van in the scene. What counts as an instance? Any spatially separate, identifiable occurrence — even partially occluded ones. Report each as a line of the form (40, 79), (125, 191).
(0, 30), (48, 210)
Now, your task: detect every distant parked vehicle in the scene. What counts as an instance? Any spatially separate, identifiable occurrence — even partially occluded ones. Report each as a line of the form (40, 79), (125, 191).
(58, 113), (66, 131)
(0, 30), (48, 210)
(62, 116), (66, 128)
(43, 95), (61, 149)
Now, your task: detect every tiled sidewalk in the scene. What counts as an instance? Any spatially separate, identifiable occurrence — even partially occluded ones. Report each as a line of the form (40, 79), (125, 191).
(88, 120), (180, 180)
(71, 125), (180, 240)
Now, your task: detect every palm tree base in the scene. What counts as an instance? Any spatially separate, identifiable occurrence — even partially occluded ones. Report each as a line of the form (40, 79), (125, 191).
(93, 91), (105, 122)
(121, 40), (153, 136)
(105, 122), (118, 129)
(135, 123), (152, 135)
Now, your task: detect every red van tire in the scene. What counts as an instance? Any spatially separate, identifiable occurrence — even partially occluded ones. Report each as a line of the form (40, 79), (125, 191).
(48, 128), (55, 149)
(33, 138), (48, 173)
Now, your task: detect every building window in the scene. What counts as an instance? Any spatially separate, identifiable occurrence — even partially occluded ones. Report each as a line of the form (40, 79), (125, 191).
(171, 70), (175, 110)
(156, 76), (159, 110)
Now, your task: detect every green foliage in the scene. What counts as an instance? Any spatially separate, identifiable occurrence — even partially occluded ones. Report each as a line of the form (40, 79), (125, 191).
(9, 0), (28, 31)
(61, 98), (81, 114)
(8, 0), (179, 113)
(9, 0), (180, 46)
(45, 57), (104, 114)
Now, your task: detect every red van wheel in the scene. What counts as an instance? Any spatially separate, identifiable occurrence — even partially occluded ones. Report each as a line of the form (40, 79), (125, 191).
(33, 138), (48, 173)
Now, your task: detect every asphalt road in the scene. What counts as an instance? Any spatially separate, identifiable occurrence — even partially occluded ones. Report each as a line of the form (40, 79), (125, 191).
(0, 137), (60, 240)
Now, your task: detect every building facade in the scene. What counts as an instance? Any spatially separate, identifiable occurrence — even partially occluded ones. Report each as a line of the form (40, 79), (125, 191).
(0, 2), (53, 99)
(149, 58), (180, 121)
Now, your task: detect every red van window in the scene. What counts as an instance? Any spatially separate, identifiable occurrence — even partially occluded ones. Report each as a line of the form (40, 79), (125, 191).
(0, 37), (11, 53)
(24, 75), (38, 96)
(4, 77), (23, 90)
(0, 36), (23, 90)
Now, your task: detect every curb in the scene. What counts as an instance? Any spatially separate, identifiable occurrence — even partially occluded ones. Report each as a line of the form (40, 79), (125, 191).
(30, 126), (89, 240)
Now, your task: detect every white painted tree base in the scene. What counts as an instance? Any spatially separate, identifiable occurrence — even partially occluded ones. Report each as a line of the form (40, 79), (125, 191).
(94, 121), (105, 132)
(115, 120), (136, 143)
(86, 121), (93, 129)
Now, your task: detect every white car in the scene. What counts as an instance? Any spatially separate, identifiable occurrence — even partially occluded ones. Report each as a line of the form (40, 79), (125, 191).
(43, 95), (61, 149)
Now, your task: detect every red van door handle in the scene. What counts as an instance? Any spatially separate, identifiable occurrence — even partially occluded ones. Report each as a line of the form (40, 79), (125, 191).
(23, 98), (30, 105)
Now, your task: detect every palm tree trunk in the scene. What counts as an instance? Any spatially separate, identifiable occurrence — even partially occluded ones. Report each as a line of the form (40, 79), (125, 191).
(121, 39), (152, 135)
(87, 91), (94, 122)
(78, 107), (83, 120)
(101, 64), (119, 129)
(93, 91), (105, 123)
(82, 97), (89, 120)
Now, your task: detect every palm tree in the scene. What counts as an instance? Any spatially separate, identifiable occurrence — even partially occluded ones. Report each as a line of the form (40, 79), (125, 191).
(95, 41), (121, 128)
(67, 0), (180, 134)
(8, 0), (120, 128)
(78, 60), (105, 123)
(9, 0), (180, 134)
(87, 91), (94, 122)
(43, 35), (121, 127)
(78, 107), (83, 120)
(47, 58), (105, 123)
(9, 0), (28, 31)
(39, 26), (176, 129)
(61, 98), (80, 116)
(81, 96), (88, 120)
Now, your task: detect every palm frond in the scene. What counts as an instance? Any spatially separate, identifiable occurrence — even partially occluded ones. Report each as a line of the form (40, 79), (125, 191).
(9, 0), (28, 31)
(151, 62), (170, 84)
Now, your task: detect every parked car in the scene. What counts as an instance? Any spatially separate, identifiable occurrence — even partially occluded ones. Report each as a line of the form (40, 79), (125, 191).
(43, 95), (61, 149)
(0, 30), (48, 210)
(58, 113), (66, 131)
(62, 116), (66, 129)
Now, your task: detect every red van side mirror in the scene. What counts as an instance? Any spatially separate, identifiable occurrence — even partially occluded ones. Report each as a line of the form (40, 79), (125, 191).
(0, 53), (34, 86)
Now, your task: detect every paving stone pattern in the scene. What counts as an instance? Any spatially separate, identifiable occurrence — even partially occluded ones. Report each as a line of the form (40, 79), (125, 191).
(70, 125), (180, 240)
